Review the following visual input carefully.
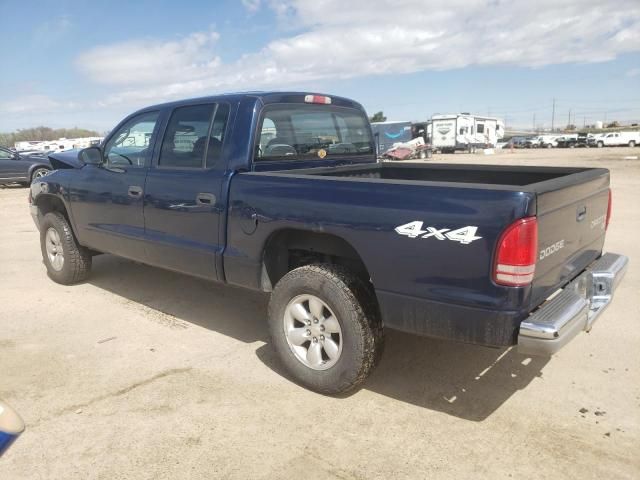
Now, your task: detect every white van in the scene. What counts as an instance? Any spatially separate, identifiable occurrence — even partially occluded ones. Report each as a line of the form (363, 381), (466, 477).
(596, 131), (640, 148)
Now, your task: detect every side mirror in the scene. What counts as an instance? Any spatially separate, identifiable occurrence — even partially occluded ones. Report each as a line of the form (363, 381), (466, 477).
(78, 146), (103, 165)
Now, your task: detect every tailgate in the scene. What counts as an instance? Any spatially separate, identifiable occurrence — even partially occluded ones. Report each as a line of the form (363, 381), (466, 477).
(531, 170), (610, 308)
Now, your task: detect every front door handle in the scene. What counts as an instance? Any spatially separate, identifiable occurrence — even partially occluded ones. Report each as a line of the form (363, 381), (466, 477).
(128, 185), (143, 198)
(196, 193), (216, 205)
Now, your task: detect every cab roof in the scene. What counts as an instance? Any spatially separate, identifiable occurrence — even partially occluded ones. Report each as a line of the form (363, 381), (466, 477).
(136, 91), (365, 114)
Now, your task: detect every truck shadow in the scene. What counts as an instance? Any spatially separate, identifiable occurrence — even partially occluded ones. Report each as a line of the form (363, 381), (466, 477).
(89, 255), (270, 343)
(90, 255), (548, 422)
(255, 331), (548, 422)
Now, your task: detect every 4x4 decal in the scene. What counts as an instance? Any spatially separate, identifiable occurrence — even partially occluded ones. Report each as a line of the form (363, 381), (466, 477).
(395, 221), (482, 245)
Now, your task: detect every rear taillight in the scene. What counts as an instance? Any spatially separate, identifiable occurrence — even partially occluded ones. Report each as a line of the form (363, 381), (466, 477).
(606, 189), (612, 230)
(494, 217), (538, 287)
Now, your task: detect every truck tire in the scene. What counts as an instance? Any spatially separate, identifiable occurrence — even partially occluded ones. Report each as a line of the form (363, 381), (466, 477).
(597, 141), (604, 148)
(268, 264), (384, 394)
(40, 212), (92, 285)
(629, 140), (636, 148)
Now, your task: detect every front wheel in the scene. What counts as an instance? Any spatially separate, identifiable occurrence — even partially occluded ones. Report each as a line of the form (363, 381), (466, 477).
(597, 141), (604, 148)
(629, 141), (636, 148)
(40, 212), (92, 284)
(268, 264), (384, 394)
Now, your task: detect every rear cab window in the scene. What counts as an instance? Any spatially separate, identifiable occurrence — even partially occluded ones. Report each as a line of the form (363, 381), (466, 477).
(255, 104), (374, 162)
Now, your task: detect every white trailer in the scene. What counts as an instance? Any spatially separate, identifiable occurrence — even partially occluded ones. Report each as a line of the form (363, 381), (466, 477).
(430, 114), (505, 153)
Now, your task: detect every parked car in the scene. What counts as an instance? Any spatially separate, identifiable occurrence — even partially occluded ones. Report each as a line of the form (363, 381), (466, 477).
(524, 136), (541, 148)
(29, 92), (627, 394)
(595, 131), (640, 148)
(555, 134), (579, 148)
(576, 132), (597, 148)
(538, 135), (560, 148)
(0, 146), (52, 185)
(505, 136), (528, 148)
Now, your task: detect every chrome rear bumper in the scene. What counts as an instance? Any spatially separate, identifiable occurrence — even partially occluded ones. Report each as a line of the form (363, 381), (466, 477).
(518, 252), (628, 356)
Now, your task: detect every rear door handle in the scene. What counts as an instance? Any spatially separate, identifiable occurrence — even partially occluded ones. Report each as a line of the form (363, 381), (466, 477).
(196, 193), (216, 205)
(128, 185), (143, 198)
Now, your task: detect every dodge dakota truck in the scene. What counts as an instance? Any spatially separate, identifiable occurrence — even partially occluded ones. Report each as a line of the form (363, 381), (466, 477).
(30, 92), (628, 394)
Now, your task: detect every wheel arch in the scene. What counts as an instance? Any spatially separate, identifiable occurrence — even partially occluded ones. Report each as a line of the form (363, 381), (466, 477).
(260, 229), (373, 292)
(34, 193), (73, 232)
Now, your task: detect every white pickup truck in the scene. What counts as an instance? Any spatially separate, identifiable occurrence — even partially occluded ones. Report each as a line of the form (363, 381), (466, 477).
(595, 131), (640, 148)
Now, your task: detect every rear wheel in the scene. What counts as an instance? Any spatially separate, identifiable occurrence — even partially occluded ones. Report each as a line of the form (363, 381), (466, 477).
(268, 264), (384, 394)
(31, 167), (51, 182)
(40, 212), (91, 284)
(629, 140), (636, 148)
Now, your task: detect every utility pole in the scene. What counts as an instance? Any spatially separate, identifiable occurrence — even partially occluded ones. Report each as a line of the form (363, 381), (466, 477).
(551, 98), (556, 132)
(533, 113), (536, 133)
(568, 109), (571, 129)
(583, 116), (586, 128)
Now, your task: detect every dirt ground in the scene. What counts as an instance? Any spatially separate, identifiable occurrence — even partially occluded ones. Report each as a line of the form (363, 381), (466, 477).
(1, 147), (639, 479)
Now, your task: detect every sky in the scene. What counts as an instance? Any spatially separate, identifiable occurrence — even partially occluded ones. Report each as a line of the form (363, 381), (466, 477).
(1, 0), (639, 133)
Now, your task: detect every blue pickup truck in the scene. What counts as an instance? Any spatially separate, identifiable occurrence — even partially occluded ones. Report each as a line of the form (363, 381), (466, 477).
(29, 92), (627, 394)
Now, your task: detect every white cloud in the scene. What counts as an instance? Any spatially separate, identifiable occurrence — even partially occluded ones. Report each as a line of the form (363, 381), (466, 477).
(76, 31), (221, 86)
(76, 0), (640, 106)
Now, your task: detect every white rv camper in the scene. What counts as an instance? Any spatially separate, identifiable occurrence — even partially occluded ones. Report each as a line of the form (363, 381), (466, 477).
(430, 114), (504, 153)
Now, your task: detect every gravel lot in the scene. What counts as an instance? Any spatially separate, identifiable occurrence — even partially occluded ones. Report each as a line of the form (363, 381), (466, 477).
(1, 147), (639, 479)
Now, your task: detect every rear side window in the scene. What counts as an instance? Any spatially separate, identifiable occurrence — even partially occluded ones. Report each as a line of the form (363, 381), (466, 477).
(255, 104), (373, 161)
(206, 103), (229, 168)
(159, 104), (215, 168)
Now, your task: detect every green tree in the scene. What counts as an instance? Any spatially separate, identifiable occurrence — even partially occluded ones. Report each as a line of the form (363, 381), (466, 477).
(369, 111), (387, 123)
(0, 126), (102, 148)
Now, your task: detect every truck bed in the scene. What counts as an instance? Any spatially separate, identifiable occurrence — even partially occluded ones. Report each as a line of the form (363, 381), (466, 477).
(284, 162), (603, 191)
(228, 161), (609, 346)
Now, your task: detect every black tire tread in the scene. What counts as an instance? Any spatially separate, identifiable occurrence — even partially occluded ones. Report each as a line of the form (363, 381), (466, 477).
(41, 212), (92, 284)
(268, 263), (384, 394)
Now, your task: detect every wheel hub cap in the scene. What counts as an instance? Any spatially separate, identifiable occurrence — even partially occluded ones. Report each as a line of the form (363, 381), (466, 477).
(283, 294), (343, 370)
(45, 227), (64, 271)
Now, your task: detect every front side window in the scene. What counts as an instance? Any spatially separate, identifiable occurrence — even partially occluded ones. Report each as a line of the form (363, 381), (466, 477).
(0, 149), (13, 159)
(255, 104), (373, 161)
(104, 111), (160, 167)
